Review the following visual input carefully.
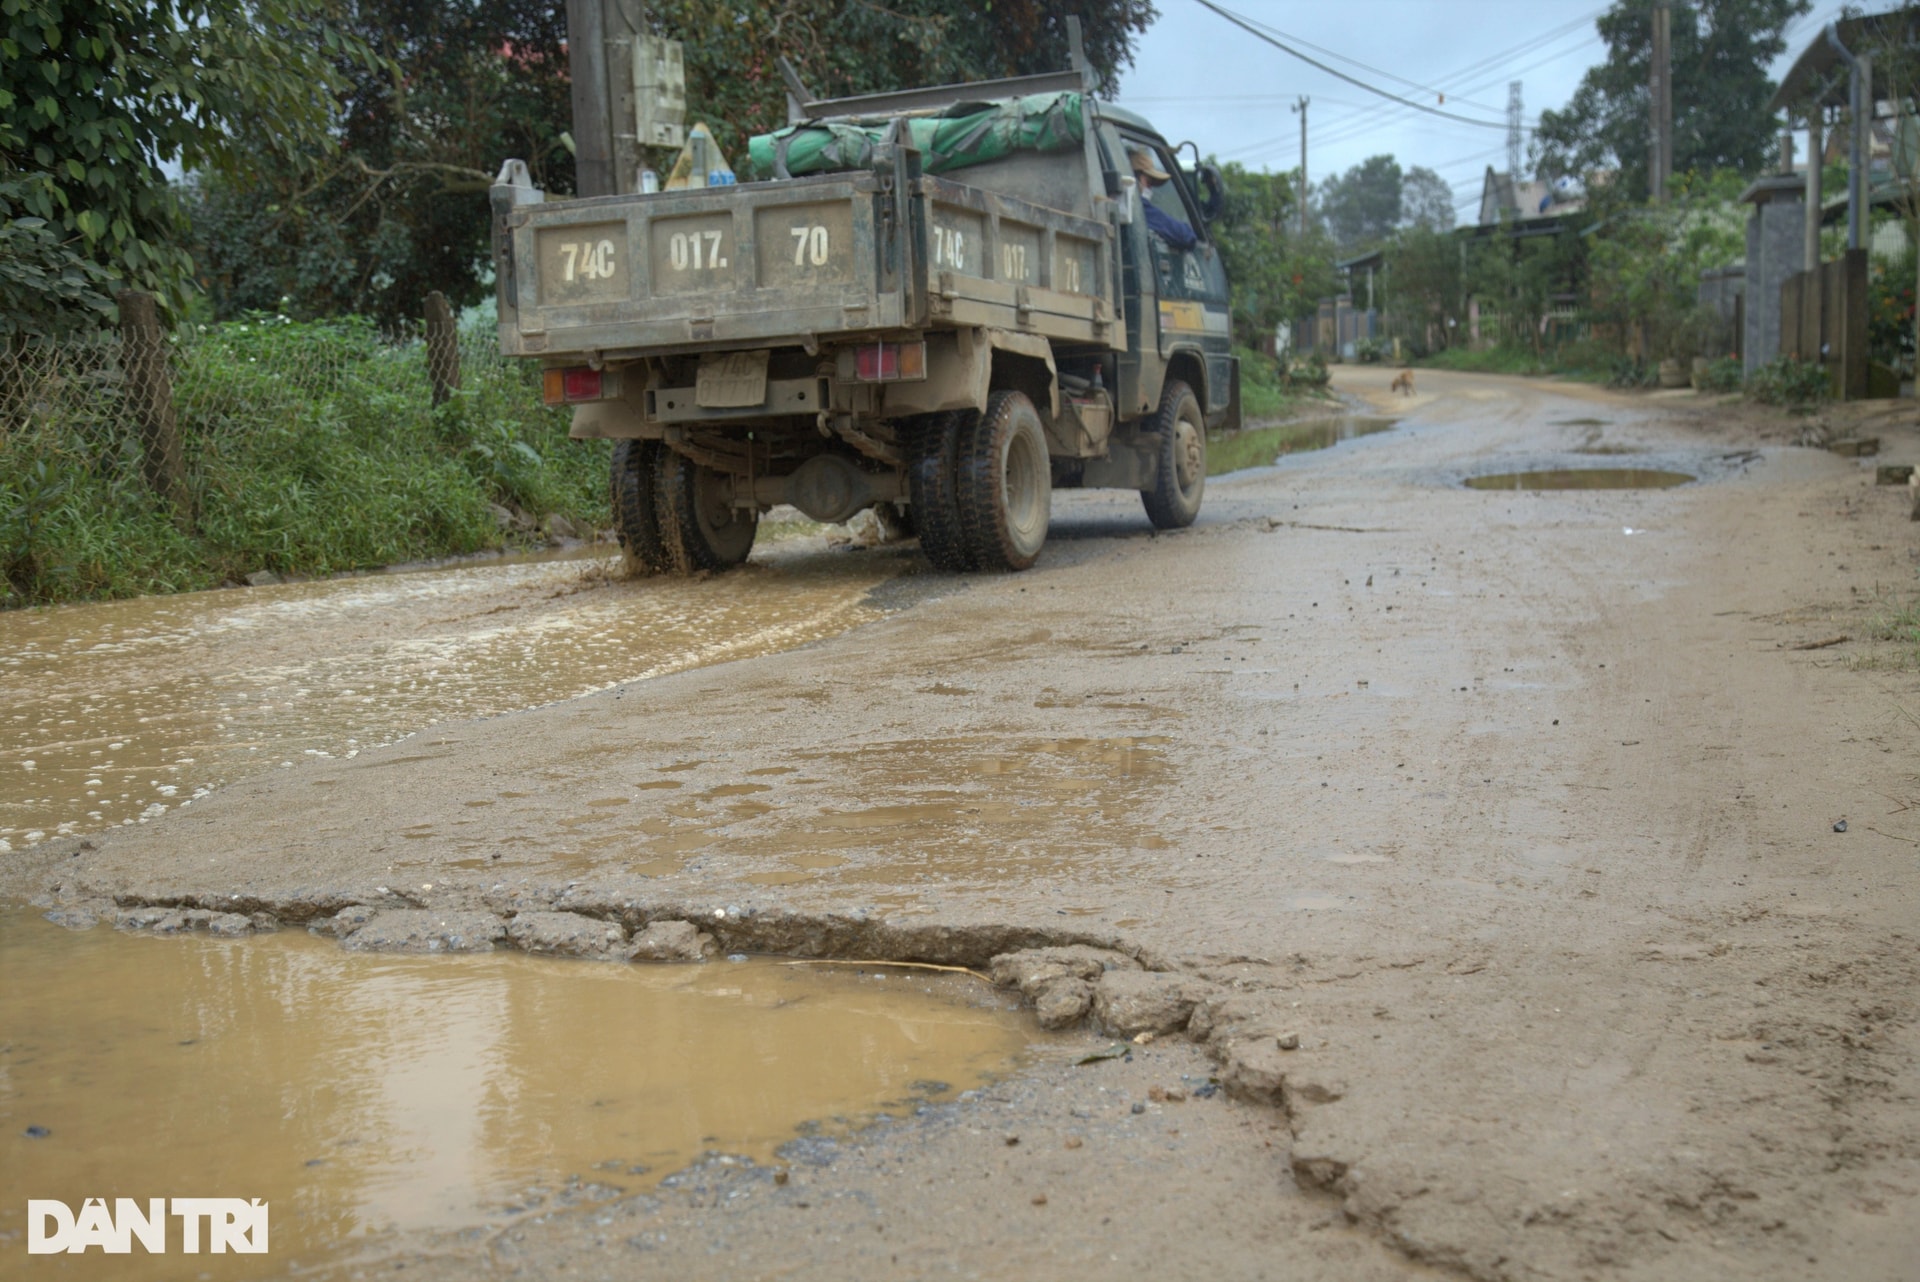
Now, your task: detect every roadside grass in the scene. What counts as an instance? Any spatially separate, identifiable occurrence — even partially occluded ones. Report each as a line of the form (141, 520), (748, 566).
(1864, 596), (1920, 670)
(1417, 344), (1612, 383)
(3, 317), (610, 607)
(1238, 343), (1338, 419)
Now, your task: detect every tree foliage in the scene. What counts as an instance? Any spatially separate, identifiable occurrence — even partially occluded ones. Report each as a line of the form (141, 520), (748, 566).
(0, 0), (367, 318)
(1399, 167), (1455, 232)
(1533, 0), (1809, 199)
(186, 0), (1158, 324)
(1210, 162), (1305, 344)
(0, 172), (114, 339)
(186, 0), (573, 322)
(1319, 154), (1404, 252)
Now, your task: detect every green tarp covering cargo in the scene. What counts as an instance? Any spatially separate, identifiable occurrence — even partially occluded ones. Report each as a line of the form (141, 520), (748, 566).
(748, 92), (1086, 180)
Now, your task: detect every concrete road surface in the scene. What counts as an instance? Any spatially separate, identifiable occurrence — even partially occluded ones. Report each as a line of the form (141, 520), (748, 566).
(12, 367), (1919, 1281)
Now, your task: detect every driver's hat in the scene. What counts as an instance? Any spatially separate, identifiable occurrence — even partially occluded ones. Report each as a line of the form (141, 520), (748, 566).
(1127, 148), (1170, 183)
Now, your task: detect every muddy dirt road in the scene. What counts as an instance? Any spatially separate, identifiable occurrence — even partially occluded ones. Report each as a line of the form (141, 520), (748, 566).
(7, 368), (1919, 1280)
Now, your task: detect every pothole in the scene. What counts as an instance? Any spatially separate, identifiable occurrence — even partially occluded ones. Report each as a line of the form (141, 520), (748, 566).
(1464, 468), (1695, 491)
(0, 910), (1037, 1274)
(1209, 416), (1396, 475)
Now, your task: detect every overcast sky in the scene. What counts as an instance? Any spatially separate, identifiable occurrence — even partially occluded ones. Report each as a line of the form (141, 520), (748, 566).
(1113, 0), (1854, 217)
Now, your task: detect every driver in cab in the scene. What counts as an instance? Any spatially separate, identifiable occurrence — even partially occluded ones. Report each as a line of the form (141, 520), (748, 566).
(1129, 148), (1198, 252)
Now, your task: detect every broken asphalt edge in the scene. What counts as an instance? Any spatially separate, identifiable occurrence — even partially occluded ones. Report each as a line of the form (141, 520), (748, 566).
(13, 832), (1456, 1279)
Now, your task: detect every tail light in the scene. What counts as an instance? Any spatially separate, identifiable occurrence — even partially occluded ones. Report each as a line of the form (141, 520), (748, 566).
(542, 366), (623, 405)
(850, 340), (926, 383)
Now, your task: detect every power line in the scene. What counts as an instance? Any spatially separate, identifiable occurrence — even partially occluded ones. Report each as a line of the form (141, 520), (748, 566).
(1190, 0), (1515, 130)
(1204, 13), (1513, 117)
(1310, 26), (1599, 151)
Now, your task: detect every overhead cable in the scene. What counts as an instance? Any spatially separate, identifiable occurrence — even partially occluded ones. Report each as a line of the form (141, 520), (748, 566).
(1191, 0), (1515, 129)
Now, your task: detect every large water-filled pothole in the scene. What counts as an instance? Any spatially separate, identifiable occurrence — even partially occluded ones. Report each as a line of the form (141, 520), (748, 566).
(1209, 416), (1395, 475)
(0, 912), (1035, 1278)
(1465, 468), (1694, 491)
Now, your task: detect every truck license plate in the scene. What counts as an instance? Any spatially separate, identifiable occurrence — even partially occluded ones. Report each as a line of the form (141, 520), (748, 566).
(695, 350), (770, 408)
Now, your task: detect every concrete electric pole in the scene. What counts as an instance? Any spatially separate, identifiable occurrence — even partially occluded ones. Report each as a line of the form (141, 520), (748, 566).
(565, 0), (615, 197)
(564, 0), (684, 197)
(1293, 95), (1310, 240)
(1649, 3), (1672, 202)
(1507, 81), (1523, 180)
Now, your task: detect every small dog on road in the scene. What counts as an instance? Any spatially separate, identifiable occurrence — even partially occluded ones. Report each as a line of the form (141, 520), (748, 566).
(1390, 369), (1415, 396)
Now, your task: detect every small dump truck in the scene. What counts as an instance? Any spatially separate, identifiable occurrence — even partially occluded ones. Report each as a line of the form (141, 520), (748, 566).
(491, 47), (1236, 573)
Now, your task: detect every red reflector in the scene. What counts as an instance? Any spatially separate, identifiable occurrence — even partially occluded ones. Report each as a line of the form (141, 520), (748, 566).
(562, 368), (604, 401)
(855, 343), (899, 381)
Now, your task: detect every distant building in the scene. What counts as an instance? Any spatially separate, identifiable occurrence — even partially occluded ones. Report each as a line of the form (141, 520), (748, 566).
(1476, 168), (1588, 227)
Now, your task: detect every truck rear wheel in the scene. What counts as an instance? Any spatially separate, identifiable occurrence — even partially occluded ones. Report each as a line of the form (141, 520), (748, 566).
(655, 448), (757, 573)
(610, 439), (671, 574)
(1142, 378), (1205, 530)
(906, 411), (973, 572)
(957, 390), (1051, 572)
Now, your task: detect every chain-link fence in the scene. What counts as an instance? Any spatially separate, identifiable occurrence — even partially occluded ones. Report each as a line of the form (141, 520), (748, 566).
(1, 307), (608, 606)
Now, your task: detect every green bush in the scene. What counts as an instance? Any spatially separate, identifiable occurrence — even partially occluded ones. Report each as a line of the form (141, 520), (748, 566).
(2, 316), (610, 606)
(1284, 351), (1331, 389)
(1229, 344), (1335, 421)
(1695, 356), (1743, 394)
(1746, 356), (1829, 409)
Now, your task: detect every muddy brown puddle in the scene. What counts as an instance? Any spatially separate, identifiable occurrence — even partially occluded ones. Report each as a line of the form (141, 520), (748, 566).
(1465, 468), (1694, 491)
(0, 911), (1034, 1279)
(0, 550), (896, 856)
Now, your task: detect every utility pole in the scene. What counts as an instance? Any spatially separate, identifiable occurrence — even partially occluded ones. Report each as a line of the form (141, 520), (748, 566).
(566, 0), (673, 197)
(1649, 2), (1672, 202)
(565, 0), (614, 196)
(1293, 95), (1310, 240)
(1506, 81), (1523, 180)
(1805, 106), (1822, 271)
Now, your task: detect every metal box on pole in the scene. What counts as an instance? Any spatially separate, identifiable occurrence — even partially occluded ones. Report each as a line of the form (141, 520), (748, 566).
(635, 35), (686, 150)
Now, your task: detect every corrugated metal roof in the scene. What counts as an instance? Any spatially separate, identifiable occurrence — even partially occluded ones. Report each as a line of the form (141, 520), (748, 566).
(1770, 11), (1920, 113)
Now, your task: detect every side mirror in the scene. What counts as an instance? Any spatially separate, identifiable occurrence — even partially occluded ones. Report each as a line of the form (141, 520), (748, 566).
(1197, 163), (1226, 223)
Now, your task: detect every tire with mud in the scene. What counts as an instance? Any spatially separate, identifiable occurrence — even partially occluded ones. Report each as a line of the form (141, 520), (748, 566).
(956, 390), (1051, 572)
(654, 447), (757, 573)
(609, 438), (670, 573)
(905, 411), (973, 572)
(1142, 378), (1206, 530)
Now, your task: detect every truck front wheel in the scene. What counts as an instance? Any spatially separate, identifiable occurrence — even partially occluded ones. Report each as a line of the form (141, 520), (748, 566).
(610, 439), (671, 574)
(655, 449), (757, 573)
(1142, 378), (1206, 530)
(957, 390), (1051, 572)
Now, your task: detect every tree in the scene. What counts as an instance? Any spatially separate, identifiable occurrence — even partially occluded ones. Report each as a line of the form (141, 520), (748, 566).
(1533, 0), (1810, 199)
(1318, 155), (1403, 251)
(0, 0), (368, 319)
(1385, 226), (1466, 352)
(186, 0), (574, 322)
(1210, 162), (1298, 345)
(186, 0), (1160, 323)
(1400, 166), (1455, 232)
(1580, 169), (1745, 361)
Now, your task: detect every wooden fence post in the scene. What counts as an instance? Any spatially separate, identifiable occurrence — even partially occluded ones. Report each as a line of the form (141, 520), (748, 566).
(425, 291), (461, 406)
(115, 290), (192, 525)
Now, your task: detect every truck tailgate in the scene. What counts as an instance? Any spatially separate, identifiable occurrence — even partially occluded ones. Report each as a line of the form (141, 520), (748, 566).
(498, 172), (899, 359)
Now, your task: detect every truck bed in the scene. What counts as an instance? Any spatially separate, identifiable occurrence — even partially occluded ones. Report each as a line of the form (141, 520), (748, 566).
(495, 166), (1118, 361)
